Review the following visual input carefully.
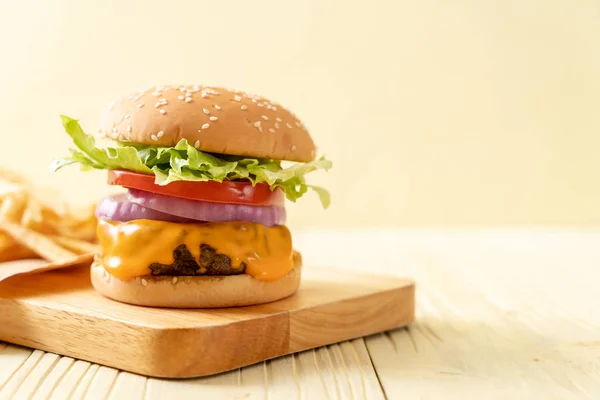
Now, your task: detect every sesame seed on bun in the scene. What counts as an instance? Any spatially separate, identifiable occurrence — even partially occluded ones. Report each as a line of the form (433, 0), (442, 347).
(99, 85), (317, 162)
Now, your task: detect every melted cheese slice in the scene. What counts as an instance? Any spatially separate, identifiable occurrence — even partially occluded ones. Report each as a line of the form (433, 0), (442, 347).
(97, 219), (293, 281)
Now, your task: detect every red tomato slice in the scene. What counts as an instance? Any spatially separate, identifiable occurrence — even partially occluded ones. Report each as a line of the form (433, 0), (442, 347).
(107, 170), (285, 207)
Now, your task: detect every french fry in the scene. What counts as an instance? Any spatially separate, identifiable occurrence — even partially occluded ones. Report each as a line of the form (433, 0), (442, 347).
(0, 220), (77, 262)
(49, 235), (100, 255)
(0, 168), (99, 278)
(0, 232), (40, 263)
(0, 168), (27, 185)
(28, 188), (68, 217)
(53, 215), (98, 242)
(0, 183), (20, 199)
(0, 193), (27, 222)
(0, 252), (95, 282)
(0, 231), (14, 247)
(0, 236), (39, 264)
(0, 243), (39, 263)
(0, 169), (67, 216)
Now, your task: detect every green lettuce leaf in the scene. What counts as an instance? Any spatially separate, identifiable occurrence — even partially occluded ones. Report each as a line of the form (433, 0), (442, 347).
(51, 115), (332, 207)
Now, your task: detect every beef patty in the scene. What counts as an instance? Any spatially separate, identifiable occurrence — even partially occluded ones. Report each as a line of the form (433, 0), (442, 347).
(149, 244), (246, 276)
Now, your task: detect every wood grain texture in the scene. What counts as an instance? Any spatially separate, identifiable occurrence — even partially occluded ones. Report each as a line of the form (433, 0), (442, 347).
(0, 264), (414, 378)
(1, 229), (598, 398)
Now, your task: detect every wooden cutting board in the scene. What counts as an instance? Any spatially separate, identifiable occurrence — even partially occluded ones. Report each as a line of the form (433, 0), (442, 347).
(0, 265), (414, 378)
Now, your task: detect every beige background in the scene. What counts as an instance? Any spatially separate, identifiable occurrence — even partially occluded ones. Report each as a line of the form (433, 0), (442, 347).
(1, 0), (599, 228)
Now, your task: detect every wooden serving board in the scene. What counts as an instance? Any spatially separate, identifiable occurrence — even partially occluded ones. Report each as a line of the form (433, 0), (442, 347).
(0, 265), (414, 378)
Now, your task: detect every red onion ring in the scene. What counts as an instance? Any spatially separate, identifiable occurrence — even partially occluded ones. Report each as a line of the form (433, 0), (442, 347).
(96, 194), (196, 223)
(127, 189), (286, 226)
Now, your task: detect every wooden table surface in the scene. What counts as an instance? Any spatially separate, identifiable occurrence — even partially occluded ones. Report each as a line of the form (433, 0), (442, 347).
(0, 229), (598, 399)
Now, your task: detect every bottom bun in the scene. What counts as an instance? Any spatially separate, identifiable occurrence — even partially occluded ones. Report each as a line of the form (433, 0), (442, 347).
(90, 256), (302, 308)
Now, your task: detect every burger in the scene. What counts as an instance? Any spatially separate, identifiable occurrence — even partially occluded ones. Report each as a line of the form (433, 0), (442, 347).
(52, 85), (331, 308)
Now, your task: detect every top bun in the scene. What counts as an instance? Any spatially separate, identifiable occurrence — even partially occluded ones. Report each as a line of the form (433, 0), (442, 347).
(98, 85), (316, 162)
